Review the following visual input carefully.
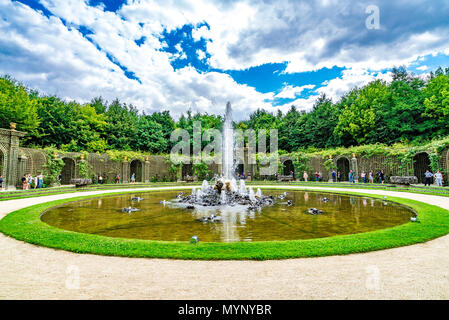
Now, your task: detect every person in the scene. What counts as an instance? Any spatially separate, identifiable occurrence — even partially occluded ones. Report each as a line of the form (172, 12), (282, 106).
(21, 175), (27, 190)
(361, 171), (366, 183)
(377, 170), (385, 184)
(424, 170), (433, 186)
(337, 171), (341, 182)
(331, 170), (336, 183)
(349, 170), (354, 183)
(116, 173), (121, 184)
(369, 171), (374, 183)
(290, 170), (294, 177)
(318, 171), (322, 182)
(28, 174), (33, 189)
(435, 170), (443, 187)
(303, 171), (308, 182)
(58, 173), (62, 185)
(314, 171), (319, 182)
(98, 175), (103, 184)
(131, 173), (136, 183)
(37, 172), (44, 188)
(0, 174), (3, 189)
(34, 174), (38, 189)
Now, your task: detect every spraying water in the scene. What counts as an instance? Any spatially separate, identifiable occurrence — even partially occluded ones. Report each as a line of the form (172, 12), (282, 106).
(222, 102), (234, 180)
(173, 102), (275, 211)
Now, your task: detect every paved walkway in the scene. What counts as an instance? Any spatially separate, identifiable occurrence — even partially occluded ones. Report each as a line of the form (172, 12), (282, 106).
(0, 186), (448, 299)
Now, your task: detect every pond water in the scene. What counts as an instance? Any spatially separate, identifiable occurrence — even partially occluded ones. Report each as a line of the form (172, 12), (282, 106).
(41, 189), (413, 242)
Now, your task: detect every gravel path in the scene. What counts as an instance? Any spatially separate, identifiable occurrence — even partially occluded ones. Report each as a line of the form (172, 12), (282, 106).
(0, 186), (448, 300)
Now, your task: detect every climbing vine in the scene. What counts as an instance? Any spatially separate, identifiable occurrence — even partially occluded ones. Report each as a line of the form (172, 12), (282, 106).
(42, 147), (64, 186)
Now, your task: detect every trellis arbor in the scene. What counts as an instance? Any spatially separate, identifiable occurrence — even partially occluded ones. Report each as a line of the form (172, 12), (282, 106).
(0, 125), (448, 189)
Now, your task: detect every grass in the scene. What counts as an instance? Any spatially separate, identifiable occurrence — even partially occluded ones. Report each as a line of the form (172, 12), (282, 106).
(1, 187), (449, 260)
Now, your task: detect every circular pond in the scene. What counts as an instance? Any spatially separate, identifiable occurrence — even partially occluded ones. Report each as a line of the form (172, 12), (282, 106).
(40, 189), (414, 242)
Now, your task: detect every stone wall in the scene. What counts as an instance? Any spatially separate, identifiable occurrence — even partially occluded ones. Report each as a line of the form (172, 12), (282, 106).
(1, 126), (449, 189)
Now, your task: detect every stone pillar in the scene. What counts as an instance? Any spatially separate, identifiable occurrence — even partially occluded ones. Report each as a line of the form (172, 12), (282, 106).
(1, 124), (26, 190)
(122, 157), (129, 183)
(351, 153), (358, 183)
(144, 157), (150, 183)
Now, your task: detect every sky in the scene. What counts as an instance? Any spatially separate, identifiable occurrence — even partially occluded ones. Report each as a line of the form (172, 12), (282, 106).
(1, 0), (449, 120)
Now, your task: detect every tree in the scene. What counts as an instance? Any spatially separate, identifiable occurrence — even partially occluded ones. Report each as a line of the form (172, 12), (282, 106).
(423, 73), (449, 137)
(293, 94), (341, 149)
(0, 76), (39, 139)
(135, 115), (167, 153)
(334, 80), (389, 145)
(104, 99), (138, 150)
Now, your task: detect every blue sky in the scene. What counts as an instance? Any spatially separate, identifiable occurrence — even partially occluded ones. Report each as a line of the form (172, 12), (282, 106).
(1, 0), (449, 119)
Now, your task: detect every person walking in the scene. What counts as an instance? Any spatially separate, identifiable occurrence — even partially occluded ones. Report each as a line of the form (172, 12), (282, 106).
(331, 170), (336, 182)
(337, 171), (341, 182)
(377, 170), (385, 184)
(318, 171), (322, 182)
(131, 173), (136, 183)
(424, 170), (433, 186)
(361, 171), (366, 183)
(37, 173), (44, 188)
(0, 174), (3, 189)
(303, 171), (308, 182)
(369, 171), (374, 183)
(27, 174), (33, 189)
(314, 171), (319, 182)
(349, 170), (354, 183)
(34, 175), (38, 189)
(98, 175), (103, 184)
(435, 170), (443, 187)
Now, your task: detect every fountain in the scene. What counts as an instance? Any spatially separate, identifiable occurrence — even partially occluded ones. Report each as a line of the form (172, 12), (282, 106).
(174, 102), (275, 211)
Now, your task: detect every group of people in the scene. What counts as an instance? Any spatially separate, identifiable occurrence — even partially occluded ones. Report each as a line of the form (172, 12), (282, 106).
(302, 169), (387, 184)
(21, 173), (44, 190)
(424, 170), (444, 186)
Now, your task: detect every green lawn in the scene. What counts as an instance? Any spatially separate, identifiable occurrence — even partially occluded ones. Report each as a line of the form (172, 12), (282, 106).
(1, 187), (448, 260)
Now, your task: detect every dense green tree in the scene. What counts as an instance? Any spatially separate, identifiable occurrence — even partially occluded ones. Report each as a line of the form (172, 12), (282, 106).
(423, 73), (449, 137)
(0, 76), (39, 139)
(104, 99), (138, 150)
(334, 80), (389, 145)
(291, 94), (341, 149)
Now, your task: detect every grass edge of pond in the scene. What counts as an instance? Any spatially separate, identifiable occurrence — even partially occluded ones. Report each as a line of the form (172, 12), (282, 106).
(1, 187), (448, 260)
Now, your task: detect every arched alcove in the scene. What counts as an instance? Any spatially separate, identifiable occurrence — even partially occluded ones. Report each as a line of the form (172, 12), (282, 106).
(282, 160), (294, 176)
(235, 163), (244, 176)
(413, 152), (431, 184)
(182, 163), (193, 179)
(61, 158), (75, 185)
(130, 159), (143, 182)
(337, 157), (350, 182)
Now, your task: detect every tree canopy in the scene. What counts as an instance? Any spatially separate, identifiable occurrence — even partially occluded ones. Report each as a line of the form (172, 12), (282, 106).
(1, 66), (449, 154)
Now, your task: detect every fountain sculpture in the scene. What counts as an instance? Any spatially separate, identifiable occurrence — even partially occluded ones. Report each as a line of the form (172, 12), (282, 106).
(174, 102), (276, 211)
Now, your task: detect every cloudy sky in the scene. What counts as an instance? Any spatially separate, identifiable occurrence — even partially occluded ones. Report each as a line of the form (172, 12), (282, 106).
(1, 0), (449, 120)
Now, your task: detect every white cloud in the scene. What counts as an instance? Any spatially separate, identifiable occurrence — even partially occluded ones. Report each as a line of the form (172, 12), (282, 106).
(1, 0), (448, 121)
(275, 84), (315, 99)
(316, 68), (392, 101)
(196, 49), (206, 60)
